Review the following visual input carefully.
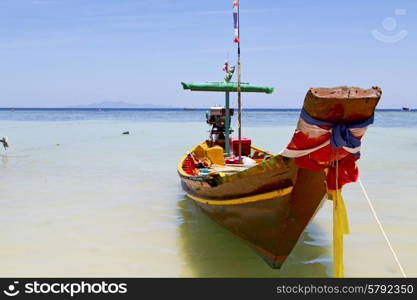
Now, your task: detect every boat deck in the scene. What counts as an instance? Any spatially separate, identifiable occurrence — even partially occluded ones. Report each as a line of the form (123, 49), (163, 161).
(207, 164), (252, 173)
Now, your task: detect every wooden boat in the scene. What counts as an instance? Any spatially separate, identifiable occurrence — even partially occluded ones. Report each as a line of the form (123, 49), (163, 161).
(177, 2), (381, 273)
(177, 86), (381, 268)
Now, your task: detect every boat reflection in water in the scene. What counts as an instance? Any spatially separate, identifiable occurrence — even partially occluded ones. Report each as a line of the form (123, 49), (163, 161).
(177, 198), (331, 277)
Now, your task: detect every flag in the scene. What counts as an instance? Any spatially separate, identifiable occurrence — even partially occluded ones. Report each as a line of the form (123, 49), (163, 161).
(233, 0), (239, 43)
(222, 60), (229, 72)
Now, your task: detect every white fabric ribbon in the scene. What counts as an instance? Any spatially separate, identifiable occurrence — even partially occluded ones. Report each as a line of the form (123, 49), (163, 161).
(280, 118), (368, 158)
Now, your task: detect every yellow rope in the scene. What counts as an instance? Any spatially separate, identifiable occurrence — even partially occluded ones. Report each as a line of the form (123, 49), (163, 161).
(327, 151), (350, 278)
(328, 189), (350, 278)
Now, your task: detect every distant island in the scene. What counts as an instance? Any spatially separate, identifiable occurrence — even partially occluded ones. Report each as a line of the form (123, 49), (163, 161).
(72, 101), (172, 109)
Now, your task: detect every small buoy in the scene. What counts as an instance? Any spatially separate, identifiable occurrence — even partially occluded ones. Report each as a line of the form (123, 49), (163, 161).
(122, 131), (130, 135)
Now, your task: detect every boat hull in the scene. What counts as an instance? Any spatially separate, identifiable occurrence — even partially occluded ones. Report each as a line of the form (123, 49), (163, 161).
(180, 166), (327, 268)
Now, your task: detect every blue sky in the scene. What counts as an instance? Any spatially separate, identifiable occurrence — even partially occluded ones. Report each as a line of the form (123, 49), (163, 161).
(0, 0), (416, 108)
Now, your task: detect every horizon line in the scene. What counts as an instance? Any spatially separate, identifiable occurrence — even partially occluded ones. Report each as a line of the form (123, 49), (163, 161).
(0, 107), (411, 111)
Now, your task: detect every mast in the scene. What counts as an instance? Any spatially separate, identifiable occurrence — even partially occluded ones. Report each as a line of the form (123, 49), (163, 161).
(225, 91), (230, 156)
(182, 1), (275, 159)
(236, 0), (242, 163)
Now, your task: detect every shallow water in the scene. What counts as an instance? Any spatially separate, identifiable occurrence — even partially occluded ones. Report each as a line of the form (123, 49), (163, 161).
(0, 109), (416, 277)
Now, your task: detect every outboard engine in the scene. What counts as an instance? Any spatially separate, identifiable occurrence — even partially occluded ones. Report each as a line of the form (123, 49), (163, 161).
(206, 106), (233, 147)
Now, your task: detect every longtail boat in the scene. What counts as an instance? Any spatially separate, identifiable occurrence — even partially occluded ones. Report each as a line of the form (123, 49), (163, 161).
(177, 1), (381, 277)
(178, 85), (381, 271)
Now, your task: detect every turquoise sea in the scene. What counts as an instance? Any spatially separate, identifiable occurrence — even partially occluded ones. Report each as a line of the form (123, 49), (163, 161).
(0, 109), (416, 277)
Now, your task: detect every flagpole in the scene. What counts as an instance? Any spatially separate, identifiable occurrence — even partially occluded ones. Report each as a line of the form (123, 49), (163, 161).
(236, 0), (242, 163)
